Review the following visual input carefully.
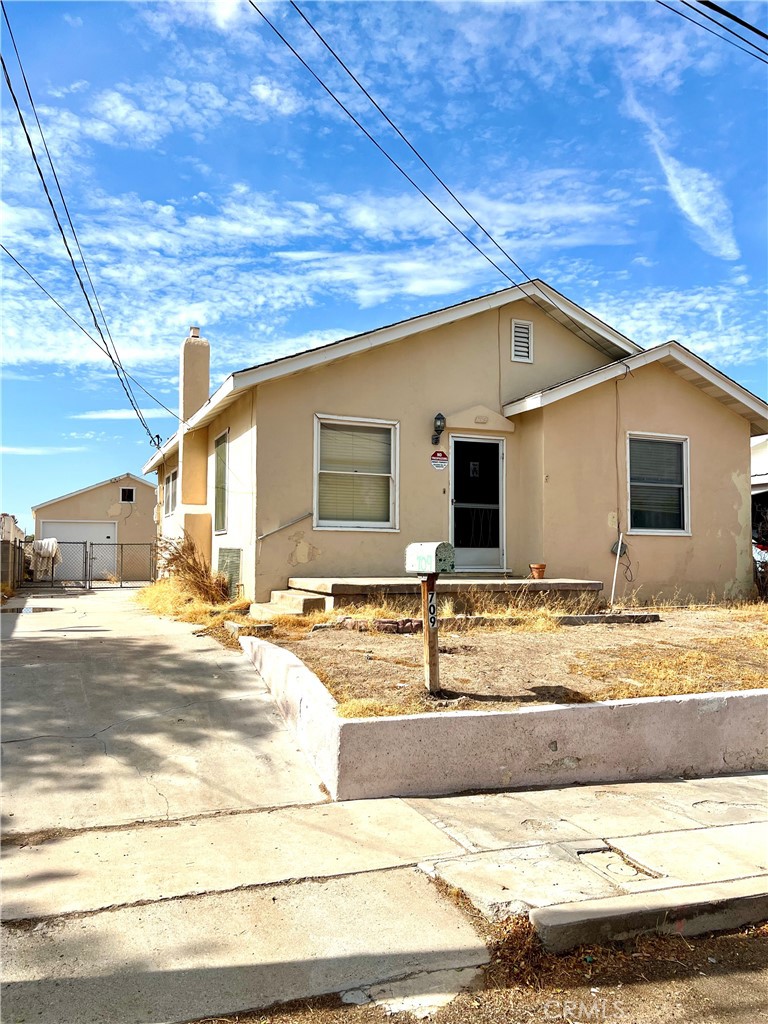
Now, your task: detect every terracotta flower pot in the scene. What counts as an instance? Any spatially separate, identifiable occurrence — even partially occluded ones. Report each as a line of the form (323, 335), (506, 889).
(529, 563), (546, 579)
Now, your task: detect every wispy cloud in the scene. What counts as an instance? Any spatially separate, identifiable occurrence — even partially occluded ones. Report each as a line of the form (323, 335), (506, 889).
(1, 446), (88, 456)
(69, 409), (176, 420)
(624, 89), (739, 261)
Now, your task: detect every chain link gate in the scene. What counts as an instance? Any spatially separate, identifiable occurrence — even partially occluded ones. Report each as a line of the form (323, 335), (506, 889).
(20, 541), (157, 589)
(89, 543), (157, 588)
(23, 540), (88, 587)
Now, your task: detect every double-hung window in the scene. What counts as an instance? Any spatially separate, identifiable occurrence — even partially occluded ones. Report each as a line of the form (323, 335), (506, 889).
(214, 431), (228, 533)
(163, 470), (178, 516)
(315, 416), (398, 529)
(628, 434), (689, 533)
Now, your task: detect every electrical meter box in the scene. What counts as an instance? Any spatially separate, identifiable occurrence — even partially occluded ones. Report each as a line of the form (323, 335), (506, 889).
(405, 542), (455, 575)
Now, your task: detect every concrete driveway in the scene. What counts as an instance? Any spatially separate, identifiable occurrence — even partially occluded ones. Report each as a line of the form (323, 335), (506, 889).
(1, 588), (325, 835)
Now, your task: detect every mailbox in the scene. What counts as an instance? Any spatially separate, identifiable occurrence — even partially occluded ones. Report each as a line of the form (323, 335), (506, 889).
(405, 542), (455, 575)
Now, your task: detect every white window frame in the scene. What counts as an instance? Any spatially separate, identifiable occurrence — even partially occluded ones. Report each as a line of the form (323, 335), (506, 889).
(120, 486), (135, 503)
(313, 413), (400, 531)
(626, 431), (691, 536)
(214, 430), (229, 535)
(163, 470), (178, 517)
(511, 319), (534, 363)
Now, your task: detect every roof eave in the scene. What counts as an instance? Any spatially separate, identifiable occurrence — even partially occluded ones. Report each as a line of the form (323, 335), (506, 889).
(503, 342), (768, 435)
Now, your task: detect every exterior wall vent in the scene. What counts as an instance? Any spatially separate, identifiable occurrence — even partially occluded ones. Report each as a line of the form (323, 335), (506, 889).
(217, 547), (242, 597)
(511, 320), (533, 363)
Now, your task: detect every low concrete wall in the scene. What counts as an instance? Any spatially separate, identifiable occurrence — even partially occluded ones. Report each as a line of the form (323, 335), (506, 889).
(240, 637), (768, 801)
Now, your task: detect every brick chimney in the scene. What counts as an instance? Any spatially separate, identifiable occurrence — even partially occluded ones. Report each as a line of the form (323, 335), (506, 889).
(179, 326), (210, 422)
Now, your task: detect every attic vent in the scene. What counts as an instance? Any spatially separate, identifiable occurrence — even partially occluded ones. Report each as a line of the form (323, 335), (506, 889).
(217, 547), (242, 598)
(511, 320), (533, 362)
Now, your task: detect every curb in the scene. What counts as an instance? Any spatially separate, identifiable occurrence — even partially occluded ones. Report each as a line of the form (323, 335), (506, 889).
(530, 876), (768, 952)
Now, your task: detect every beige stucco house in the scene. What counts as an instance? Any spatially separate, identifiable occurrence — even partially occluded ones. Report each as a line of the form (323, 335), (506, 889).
(144, 281), (768, 603)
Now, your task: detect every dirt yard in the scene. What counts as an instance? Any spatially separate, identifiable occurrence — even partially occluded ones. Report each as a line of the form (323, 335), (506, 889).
(273, 606), (768, 717)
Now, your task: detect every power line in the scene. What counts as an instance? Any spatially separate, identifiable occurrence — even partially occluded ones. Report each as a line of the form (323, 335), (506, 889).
(698, 1), (768, 42)
(655, 0), (768, 63)
(247, 4), (518, 289)
(1, 1), (134, 388)
(0, 36), (159, 445)
(1, 242), (185, 431)
(680, 0), (768, 55)
(249, 1), (618, 356)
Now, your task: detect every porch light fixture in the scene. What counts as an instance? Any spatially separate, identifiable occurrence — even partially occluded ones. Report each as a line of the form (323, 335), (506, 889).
(431, 412), (446, 446)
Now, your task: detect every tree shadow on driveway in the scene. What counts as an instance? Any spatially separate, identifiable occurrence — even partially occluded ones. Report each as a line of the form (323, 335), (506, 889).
(2, 633), (324, 835)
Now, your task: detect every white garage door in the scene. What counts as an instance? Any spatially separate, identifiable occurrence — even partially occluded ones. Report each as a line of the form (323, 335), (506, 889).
(40, 521), (117, 579)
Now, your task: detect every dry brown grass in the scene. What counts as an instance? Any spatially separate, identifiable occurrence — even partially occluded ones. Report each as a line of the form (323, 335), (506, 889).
(573, 634), (767, 700)
(137, 576), (251, 626)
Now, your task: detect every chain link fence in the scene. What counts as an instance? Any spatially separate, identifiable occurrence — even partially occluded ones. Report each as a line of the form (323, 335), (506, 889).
(20, 541), (156, 589)
(89, 543), (156, 587)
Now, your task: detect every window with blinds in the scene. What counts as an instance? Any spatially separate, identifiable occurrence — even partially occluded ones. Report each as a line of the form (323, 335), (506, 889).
(316, 418), (397, 528)
(214, 432), (228, 532)
(629, 435), (687, 532)
(511, 320), (533, 362)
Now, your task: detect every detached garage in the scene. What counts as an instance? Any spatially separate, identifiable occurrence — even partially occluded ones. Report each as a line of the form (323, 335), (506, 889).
(32, 473), (157, 581)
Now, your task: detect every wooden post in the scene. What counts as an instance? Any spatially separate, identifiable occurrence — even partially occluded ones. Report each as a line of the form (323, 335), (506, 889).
(421, 572), (440, 695)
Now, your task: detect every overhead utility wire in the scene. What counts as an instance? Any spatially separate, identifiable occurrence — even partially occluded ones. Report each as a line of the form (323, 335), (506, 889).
(680, 0), (768, 54)
(0, 54), (159, 445)
(699, 0), (768, 41)
(290, 3), (538, 290)
(1, 0), (137, 392)
(246, 4), (517, 289)
(250, 2), (615, 356)
(1, 242), (187, 427)
(655, 1), (768, 63)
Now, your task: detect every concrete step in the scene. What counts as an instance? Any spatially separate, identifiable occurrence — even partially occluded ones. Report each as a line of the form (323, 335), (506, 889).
(269, 589), (326, 613)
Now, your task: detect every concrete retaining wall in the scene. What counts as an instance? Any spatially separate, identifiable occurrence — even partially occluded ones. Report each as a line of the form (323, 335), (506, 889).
(240, 637), (768, 801)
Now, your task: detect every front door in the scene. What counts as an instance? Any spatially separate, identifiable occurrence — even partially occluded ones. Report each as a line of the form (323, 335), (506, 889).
(450, 437), (504, 570)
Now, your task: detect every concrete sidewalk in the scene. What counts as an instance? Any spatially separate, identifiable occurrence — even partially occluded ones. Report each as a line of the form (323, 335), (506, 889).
(2, 590), (766, 1024)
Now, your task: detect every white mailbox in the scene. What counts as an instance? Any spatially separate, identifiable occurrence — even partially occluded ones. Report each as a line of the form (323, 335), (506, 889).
(405, 542), (455, 575)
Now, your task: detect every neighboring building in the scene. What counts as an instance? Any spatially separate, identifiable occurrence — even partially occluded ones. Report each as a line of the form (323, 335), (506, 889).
(143, 281), (768, 603)
(32, 473), (157, 579)
(1, 513), (25, 588)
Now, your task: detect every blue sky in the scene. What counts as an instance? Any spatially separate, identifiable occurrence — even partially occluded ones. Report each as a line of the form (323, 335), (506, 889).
(2, 0), (766, 532)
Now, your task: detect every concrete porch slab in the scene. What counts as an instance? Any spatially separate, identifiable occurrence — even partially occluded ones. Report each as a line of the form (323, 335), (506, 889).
(286, 577), (606, 606)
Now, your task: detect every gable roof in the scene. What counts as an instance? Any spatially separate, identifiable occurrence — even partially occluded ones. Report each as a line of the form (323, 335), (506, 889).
(32, 473), (155, 512)
(502, 341), (768, 436)
(144, 280), (640, 472)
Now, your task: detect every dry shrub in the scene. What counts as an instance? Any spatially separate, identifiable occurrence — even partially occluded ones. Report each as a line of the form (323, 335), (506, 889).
(157, 533), (229, 603)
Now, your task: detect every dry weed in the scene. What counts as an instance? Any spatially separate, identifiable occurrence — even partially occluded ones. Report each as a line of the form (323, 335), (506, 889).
(137, 576), (250, 625)
(157, 532), (230, 603)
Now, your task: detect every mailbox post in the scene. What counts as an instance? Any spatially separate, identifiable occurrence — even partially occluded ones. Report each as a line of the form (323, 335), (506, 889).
(405, 542), (455, 696)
